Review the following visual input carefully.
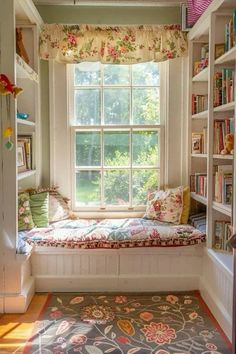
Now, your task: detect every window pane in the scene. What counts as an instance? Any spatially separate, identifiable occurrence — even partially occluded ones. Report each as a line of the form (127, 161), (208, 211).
(75, 89), (101, 125)
(104, 170), (129, 205)
(104, 88), (130, 124)
(133, 169), (159, 205)
(132, 62), (160, 86)
(74, 62), (101, 86)
(76, 132), (101, 166)
(132, 88), (160, 124)
(76, 171), (101, 206)
(104, 131), (129, 166)
(132, 131), (159, 166)
(104, 64), (130, 85)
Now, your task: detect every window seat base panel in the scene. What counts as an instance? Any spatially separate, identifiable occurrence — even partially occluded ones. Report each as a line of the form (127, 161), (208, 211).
(32, 245), (204, 292)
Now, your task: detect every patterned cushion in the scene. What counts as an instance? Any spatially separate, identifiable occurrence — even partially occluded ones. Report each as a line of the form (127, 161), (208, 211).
(145, 186), (184, 224)
(180, 186), (190, 224)
(18, 192), (35, 231)
(30, 192), (49, 227)
(49, 192), (70, 223)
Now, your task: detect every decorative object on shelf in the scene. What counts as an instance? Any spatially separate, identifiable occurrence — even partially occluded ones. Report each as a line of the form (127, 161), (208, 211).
(17, 135), (32, 171)
(17, 110), (29, 120)
(215, 43), (225, 59)
(193, 44), (209, 76)
(0, 73), (23, 150)
(17, 140), (27, 172)
(221, 133), (234, 155)
(16, 28), (30, 64)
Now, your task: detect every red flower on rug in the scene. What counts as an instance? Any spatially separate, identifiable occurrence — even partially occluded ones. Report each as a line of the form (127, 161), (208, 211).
(140, 311), (154, 322)
(115, 295), (127, 304)
(141, 322), (176, 344)
(49, 310), (62, 319)
(80, 304), (115, 324)
(117, 336), (131, 344)
(69, 334), (87, 345)
(166, 295), (179, 304)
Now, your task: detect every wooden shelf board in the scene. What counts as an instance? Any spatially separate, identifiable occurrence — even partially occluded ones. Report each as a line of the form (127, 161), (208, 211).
(212, 201), (232, 217)
(213, 154), (233, 160)
(192, 110), (208, 119)
(18, 170), (36, 181)
(191, 154), (207, 158)
(17, 118), (35, 126)
(190, 192), (207, 205)
(213, 101), (235, 112)
(16, 54), (38, 82)
(215, 46), (236, 65)
(192, 67), (208, 82)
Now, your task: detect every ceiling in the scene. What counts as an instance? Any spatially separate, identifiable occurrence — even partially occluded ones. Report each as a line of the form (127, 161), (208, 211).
(33, 0), (185, 6)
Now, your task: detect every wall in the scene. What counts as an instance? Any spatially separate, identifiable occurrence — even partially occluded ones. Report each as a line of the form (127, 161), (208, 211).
(37, 5), (184, 189)
(36, 5), (180, 25)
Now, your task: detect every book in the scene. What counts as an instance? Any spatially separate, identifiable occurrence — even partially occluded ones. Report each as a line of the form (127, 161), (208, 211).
(192, 133), (202, 154)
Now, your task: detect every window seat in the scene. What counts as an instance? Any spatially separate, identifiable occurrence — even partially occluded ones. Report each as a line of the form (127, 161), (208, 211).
(18, 217), (206, 251)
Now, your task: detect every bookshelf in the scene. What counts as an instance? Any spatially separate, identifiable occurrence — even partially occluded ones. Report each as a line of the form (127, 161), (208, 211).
(0, 0), (43, 312)
(188, 0), (236, 255)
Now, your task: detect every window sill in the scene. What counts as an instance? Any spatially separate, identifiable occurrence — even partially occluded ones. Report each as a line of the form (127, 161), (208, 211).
(74, 211), (145, 219)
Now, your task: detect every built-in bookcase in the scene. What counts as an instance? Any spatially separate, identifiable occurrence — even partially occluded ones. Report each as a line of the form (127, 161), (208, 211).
(0, 0), (43, 312)
(188, 0), (236, 256)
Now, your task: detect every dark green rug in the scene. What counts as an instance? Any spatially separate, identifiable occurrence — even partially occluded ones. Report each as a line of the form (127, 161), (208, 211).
(24, 292), (231, 354)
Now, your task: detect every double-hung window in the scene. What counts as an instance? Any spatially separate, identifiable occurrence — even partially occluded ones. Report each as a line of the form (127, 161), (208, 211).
(69, 62), (163, 211)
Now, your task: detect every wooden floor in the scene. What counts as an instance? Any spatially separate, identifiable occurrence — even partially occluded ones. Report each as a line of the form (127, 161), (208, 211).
(0, 294), (48, 354)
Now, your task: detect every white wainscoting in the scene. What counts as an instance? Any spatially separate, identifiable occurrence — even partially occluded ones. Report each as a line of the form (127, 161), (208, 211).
(200, 248), (233, 341)
(32, 245), (204, 292)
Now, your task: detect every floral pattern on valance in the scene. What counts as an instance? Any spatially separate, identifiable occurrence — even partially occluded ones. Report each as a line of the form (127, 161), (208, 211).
(39, 24), (188, 64)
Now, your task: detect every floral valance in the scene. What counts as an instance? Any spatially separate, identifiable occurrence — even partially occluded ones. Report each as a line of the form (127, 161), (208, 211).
(39, 24), (188, 64)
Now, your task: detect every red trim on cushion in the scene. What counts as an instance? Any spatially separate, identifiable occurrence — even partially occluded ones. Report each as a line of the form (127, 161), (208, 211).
(194, 290), (232, 349)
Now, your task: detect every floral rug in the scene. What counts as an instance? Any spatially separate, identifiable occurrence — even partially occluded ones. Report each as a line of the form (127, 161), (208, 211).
(24, 292), (231, 354)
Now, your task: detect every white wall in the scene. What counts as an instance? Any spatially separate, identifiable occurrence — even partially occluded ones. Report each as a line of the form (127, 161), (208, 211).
(50, 57), (188, 202)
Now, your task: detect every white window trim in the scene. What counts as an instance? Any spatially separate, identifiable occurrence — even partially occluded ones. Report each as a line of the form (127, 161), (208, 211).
(49, 61), (168, 218)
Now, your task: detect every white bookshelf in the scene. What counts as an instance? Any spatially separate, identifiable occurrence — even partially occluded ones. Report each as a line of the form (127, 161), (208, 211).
(188, 3), (236, 253)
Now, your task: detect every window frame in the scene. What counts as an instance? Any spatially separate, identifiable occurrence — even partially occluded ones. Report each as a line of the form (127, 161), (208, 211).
(68, 62), (165, 214)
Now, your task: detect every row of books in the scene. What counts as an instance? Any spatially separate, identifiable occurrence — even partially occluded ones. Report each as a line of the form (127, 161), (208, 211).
(214, 220), (232, 252)
(214, 164), (232, 205)
(213, 118), (234, 154)
(193, 43), (209, 76)
(192, 129), (207, 154)
(192, 94), (208, 114)
(224, 10), (236, 52)
(189, 213), (206, 233)
(213, 69), (235, 107)
(190, 173), (207, 198)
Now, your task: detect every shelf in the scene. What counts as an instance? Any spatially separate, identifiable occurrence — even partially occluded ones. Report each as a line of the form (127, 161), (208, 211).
(213, 154), (233, 160)
(192, 110), (208, 119)
(212, 201), (232, 217)
(17, 118), (35, 126)
(191, 154), (207, 158)
(16, 54), (38, 83)
(17, 170), (36, 181)
(192, 67), (208, 82)
(190, 192), (207, 205)
(215, 46), (236, 65)
(213, 101), (235, 112)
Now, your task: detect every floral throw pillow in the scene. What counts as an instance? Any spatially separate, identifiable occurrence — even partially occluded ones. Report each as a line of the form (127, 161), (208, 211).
(145, 186), (184, 224)
(49, 192), (70, 223)
(18, 192), (35, 231)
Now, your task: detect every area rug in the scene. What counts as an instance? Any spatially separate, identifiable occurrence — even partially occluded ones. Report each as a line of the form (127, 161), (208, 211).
(24, 292), (231, 354)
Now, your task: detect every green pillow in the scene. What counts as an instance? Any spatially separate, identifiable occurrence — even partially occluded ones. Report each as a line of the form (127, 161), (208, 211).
(18, 192), (35, 231)
(30, 192), (49, 227)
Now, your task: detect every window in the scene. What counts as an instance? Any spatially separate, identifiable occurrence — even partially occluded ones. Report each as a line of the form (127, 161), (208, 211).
(68, 62), (163, 211)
